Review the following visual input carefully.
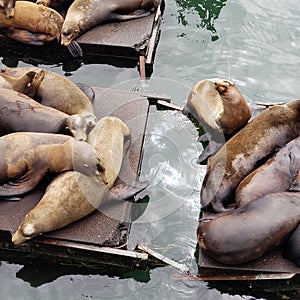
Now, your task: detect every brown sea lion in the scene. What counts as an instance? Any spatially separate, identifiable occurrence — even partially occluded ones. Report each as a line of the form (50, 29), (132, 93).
(0, 0), (16, 17)
(0, 1), (64, 45)
(183, 79), (251, 163)
(12, 117), (148, 244)
(0, 132), (106, 197)
(0, 70), (44, 98)
(236, 136), (300, 207)
(1, 66), (97, 127)
(0, 88), (90, 141)
(61, 0), (159, 46)
(200, 98), (300, 212)
(198, 192), (300, 265)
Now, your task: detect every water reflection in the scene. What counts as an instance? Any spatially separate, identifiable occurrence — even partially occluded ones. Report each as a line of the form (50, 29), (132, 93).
(176, 0), (227, 40)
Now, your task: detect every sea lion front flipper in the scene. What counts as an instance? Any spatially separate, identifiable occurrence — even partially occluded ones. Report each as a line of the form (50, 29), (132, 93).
(1, 27), (45, 45)
(75, 82), (95, 103)
(67, 41), (83, 58)
(109, 180), (150, 201)
(197, 140), (223, 164)
(111, 10), (151, 22)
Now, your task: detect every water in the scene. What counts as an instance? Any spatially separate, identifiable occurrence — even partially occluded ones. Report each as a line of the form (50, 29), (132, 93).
(1, 0), (300, 299)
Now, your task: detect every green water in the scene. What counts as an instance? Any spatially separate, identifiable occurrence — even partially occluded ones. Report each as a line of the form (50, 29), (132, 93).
(1, 0), (300, 299)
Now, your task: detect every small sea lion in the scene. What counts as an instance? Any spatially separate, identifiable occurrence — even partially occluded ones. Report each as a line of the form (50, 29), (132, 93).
(200, 98), (300, 212)
(0, 70), (44, 98)
(0, 88), (90, 141)
(0, 132), (106, 197)
(0, 0), (16, 17)
(1, 66), (97, 127)
(183, 79), (251, 163)
(0, 1), (64, 44)
(61, 0), (159, 47)
(283, 223), (300, 267)
(12, 117), (148, 244)
(236, 136), (300, 207)
(198, 192), (300, 265)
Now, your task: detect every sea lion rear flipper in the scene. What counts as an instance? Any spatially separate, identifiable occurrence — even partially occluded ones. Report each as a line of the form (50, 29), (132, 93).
(0, 171), (43, 196)
(112, 9), (151, 22)
(108, 180), (150, 201)
(67, 41), (83, 58)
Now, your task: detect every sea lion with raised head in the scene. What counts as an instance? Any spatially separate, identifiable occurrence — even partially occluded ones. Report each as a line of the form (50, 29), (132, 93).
(200, 98), (300, 212)
(0, 70), (44, 98)
(0, 132), (106, 198)
(12, 117), (149, 244)
(61, 0), (159, 47)
(1, 66), (97, 127)
(183, 79), (251, 163)
(198, 192), (300, 265)
(0, 1), (64, 45)
(0, 88), (90, 141)
(235, 136), (300, 207)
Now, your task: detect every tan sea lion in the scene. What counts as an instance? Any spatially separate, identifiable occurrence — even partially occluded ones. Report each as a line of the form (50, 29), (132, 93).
(200, 98), (300, 212)
(0, 70), (44, 98)
(61, 0), (159, 47)
(235, 136), (300, 207)
(0, 87), (90, 141)
(0, 132), (106, 198)
(1, 67), (97, 127)
(0, 1), (64, 44)
(183, 79), (251, 163)
(198, 192), (300, 265)
(12, 117), (148, 244)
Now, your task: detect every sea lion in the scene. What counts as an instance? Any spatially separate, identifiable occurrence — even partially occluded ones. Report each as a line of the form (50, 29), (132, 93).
(200, 98), (300, 212)
(235, 136), (300, 207)
(183, 79), (251, 163)
(0, 70), (44, 98)
(0, 87), (90, 141)
(283, 223), (300, 267)
(1, 66), (97, 127)
(198, 192), (300, 265)
(0, 0), (16, 17)
(0, 1), (64, 44)
(0, 132), (106, 197)
(12, 117), (148, 244)
(61, 0), (159, 47)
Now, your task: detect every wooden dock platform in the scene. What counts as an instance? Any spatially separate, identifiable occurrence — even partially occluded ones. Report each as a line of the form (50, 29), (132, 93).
(0, 1), (164, 78)
(0, 87), (153, 269)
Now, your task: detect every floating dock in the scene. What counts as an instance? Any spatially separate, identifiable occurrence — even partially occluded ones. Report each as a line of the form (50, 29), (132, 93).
(0, 1), (164, 78)
(0, 87), (155, 269)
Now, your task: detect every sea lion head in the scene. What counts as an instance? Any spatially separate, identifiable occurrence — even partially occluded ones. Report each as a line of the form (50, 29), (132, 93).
(65, 114), (89, 142)
(72, 140), (108, 184)
(61, 20), (80, 46)
(12, 223), (37, 245)
(0, 0), (15, 17)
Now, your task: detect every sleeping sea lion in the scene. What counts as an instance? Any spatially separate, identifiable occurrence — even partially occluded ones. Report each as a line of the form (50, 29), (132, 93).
(61, 0), (159, 47)
(12, 117), (148, 244)
(198, 192), (300, 265)
(235, 136), (300, 207)
(0, 70), (44, 98)
(0, 132), (106, 197)
(0, 87), (90, 141)
(0, 1), (64, 44)
(183, 79), (251, 163)
(200, 98), (300, 212)
(1, 66), (97, 127)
